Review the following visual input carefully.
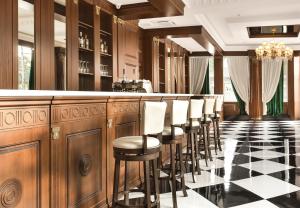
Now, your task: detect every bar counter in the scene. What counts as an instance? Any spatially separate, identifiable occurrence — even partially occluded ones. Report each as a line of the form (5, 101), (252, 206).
(0, 90), (219, 208)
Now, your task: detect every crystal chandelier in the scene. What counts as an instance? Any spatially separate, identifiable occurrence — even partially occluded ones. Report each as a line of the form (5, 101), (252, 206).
(255, 28), (293, 60)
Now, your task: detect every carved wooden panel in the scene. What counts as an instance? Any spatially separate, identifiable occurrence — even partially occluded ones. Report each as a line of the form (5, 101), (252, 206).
(0, 142), (39, 208)
(67, 129), (102, 207)
(108, 102), (139, 116)
(0, 106), (49, 131)
(52, 103), (106, 123)
(51, 102), (106, 208)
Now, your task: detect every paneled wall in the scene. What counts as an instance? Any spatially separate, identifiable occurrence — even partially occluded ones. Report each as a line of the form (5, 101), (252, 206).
(0, 0), (143, 91)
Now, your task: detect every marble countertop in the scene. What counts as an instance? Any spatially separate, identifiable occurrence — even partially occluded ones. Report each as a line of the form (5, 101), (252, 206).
(0, 90), (195, 97)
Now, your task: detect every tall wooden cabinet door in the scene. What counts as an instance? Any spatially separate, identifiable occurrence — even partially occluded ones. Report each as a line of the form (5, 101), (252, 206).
(106, 100), (140, 203)
(0, 104), (50, 208)
(117, 20), (139, 80)
(51, 102), (107, 208)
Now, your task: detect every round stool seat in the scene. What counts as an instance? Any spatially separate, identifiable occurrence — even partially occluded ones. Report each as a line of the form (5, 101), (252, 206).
(113, 136), (160, 150)
(162, 126), (184, 136)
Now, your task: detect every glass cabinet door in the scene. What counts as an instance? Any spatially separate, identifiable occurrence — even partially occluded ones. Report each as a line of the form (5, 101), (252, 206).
(18, 0), (35, 90)
(54, 0), (67, 90)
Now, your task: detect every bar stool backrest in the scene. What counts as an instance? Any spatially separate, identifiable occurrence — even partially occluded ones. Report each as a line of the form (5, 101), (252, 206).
(215, 96), (223, 112)
(204, 98), (215, 115)
(189, 99), (204, 119)
(144, 102), (167, 135)
(171, 100), (189, 125)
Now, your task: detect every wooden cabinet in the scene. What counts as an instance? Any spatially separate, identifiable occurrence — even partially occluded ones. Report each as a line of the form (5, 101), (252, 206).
(117, 20), (140, 81)
(106, 99), (140, 203)
(50, 100), (107, 208)
(0, 101), (50, 208)
(144, 37), (189, 93)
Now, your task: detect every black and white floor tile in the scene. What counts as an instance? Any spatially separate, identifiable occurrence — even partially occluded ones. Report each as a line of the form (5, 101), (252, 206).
(126, 120), (300, 207)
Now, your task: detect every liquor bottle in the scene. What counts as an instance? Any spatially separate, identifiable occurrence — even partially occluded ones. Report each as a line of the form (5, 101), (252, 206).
(100, 39), (104, 53)
(84, 34), (89, 49)
(103, 41), (107, 53)
(79, 32), (84, 48)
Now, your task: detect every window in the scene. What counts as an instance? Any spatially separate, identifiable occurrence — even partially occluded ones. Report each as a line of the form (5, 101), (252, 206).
(223, 57), (237, 102)
(208, 57), (214, 94)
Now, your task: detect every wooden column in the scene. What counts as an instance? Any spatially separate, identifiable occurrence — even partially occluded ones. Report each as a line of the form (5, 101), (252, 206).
(38, 0), (55, 90)
(214, 55), (223, 94)
(0, 0), (16, 89)
(249, 51), (263, 120)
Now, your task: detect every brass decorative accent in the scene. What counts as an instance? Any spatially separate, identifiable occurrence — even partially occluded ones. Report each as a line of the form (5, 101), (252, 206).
(79, 154), (92, 176)
(107, 119), (112, 128)
(113, 15), (118, 24)
(73, 0), (78, 5)
(117, 18), (125, 25)
(0, 179), (22, 208)
(96, 6), (101, 16)
(51, 127), (60, 140)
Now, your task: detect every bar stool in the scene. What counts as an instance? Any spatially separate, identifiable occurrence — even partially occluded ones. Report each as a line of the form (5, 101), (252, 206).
(212, 96), (223, 153)
(184, 99), (204, 183)
(200, 98), (215, 166)
(161, 100), (189, 208)
(112, 101), (167, 208)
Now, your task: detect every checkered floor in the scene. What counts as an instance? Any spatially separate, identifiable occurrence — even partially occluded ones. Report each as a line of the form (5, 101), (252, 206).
(125, 120), (300, 208)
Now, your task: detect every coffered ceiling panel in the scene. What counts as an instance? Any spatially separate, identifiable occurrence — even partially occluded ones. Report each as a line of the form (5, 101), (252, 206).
(140, 0), (300, 51)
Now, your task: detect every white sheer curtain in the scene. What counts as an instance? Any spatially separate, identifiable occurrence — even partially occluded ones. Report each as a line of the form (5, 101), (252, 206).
(189, 57), (209, 94)
(227, 56), (250, 114)
(262, 58), (283, 115)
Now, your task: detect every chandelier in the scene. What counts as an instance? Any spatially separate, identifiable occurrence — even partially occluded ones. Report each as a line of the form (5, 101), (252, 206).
(256, 42), (293, 60)
(255, 28), (293, 60)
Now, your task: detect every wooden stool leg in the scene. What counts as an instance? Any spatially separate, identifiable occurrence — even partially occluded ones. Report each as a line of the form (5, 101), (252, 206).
(194, 131), (201, 175)
(170, 144), (178, 208)
(185, 132), (191, 172)
(216, 119), (222, 151)
(112, 158), (121, 207)
(144, 161), (151, 208)
(178, 143), (188, 197)
(202, 125), (209, 167)
(190, 132), (196, 183)
(213, 120), (218, 155)
(124, 161), (129, 205)
(152, 159), (160, 205)
(206, 124), (213, 161)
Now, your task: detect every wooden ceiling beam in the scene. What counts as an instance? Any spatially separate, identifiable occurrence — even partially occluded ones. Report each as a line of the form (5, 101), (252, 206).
(117, 0), (185, 20)
(144, 26), (224, 55)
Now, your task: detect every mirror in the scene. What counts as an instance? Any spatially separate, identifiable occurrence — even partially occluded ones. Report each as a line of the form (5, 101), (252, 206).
(18, 0), (35, 90)
(54, 0), (67, 90)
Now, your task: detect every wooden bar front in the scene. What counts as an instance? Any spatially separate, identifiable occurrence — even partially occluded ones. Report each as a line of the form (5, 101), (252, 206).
(0, 92), (209, 208)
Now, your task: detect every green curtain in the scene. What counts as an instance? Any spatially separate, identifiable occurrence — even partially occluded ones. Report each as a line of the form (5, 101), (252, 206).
(29, 49), (34, 90)
(267, 63), (284, 116)
(201, 64), (210, 94)
(232, 82), (247, 115)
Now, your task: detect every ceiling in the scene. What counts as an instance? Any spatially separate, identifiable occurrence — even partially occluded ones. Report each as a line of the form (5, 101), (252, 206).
(135, 0), (300, 51)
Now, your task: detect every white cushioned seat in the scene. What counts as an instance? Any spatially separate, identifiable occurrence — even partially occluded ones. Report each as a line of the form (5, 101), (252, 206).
(162, 127), (184, 136)
(113, 136), (160, 149)
(186, 120), (200, 127)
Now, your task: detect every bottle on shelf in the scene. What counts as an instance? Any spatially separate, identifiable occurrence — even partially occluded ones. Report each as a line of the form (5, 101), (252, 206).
(79, 32), (84, 48)
(84, 34), (89, 49)
(100, 39), (104, 53)
(103, 41), (108, 53)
